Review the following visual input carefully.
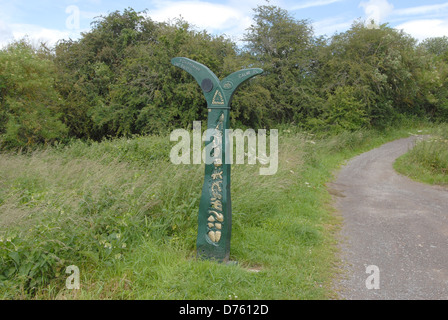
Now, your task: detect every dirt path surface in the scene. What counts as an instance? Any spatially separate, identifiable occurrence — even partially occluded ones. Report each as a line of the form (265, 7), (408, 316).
(331, 136), (448, 300)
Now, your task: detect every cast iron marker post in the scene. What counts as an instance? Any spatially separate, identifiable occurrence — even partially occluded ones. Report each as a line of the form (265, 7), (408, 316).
(171, 57), (263, 262)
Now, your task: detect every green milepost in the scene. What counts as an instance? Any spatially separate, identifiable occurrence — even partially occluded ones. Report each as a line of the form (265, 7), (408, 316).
(171, 57), (263, 262)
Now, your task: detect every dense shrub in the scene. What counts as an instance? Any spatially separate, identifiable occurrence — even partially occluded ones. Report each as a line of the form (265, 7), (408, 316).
(0, 40), (67, 150)
(1, 6), (448, 150)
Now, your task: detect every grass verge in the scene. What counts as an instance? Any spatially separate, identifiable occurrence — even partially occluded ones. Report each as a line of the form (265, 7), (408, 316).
(394, 123), (448, 186)
(0, 122), (427, 299)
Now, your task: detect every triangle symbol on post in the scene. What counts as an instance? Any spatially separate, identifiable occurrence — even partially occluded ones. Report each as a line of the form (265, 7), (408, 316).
(212, 90), (225, 105)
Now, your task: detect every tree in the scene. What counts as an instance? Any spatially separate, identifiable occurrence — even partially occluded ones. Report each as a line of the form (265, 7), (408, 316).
(315, 21), (426, 127)
(242, 4), (319, 125)
(54, 8), (158, 139)
(54, 9), (244, 138)
(417, 37), (448, 120)
(0, 40), (67, 149)
(420, 36), (448, 59)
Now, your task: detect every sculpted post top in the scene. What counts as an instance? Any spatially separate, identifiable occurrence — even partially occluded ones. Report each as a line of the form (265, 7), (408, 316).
(171, 57), (263, 109)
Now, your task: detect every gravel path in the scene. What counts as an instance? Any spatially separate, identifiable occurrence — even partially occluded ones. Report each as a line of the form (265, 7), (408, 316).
(331, 136), (448, 300)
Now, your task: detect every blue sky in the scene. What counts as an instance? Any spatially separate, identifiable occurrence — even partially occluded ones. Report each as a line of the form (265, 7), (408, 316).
(1, 0), (448, 47)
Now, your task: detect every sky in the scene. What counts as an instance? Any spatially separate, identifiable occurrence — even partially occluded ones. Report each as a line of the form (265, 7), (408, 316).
(1, 0), (448, 48)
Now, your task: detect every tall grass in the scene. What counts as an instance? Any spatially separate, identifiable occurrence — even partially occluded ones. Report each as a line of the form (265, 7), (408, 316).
(0, 124), (422, 299)
(0, 136), (203, 297)
(395, 124), (448, 185)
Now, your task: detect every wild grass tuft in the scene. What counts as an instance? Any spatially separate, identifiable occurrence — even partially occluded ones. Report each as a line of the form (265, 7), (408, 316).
(395, 124), (448, 186)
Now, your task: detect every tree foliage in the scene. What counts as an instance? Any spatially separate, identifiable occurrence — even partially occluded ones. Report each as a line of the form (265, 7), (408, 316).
(243, 5), (319, 124)
(1, 6), (448, 150)
(0, 40), (67, 149)
(54, 9), (239, 139)
(314, 21), (427, 128)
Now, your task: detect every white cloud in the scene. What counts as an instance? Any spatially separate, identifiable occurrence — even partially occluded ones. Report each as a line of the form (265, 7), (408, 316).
(0, 2), (101, 48)
(395, 19), (448, 41)
(0, 22), (83, 48)
(11, 24), (71, 45)
(387, 2), (448, 42)
(313, 17), (352, 36)
(149, 0), (252, 41)
(359, 0), (394, 25)
(0, 20), (14, 44)
(291, 0), (344, 11)
(394, 3), (448, 17)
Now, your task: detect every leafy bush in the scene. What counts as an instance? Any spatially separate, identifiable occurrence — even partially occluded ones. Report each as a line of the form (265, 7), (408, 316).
(320, 86), (368, 132)
(2, 7), (447, 150)
(0, 40), (68, 150)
